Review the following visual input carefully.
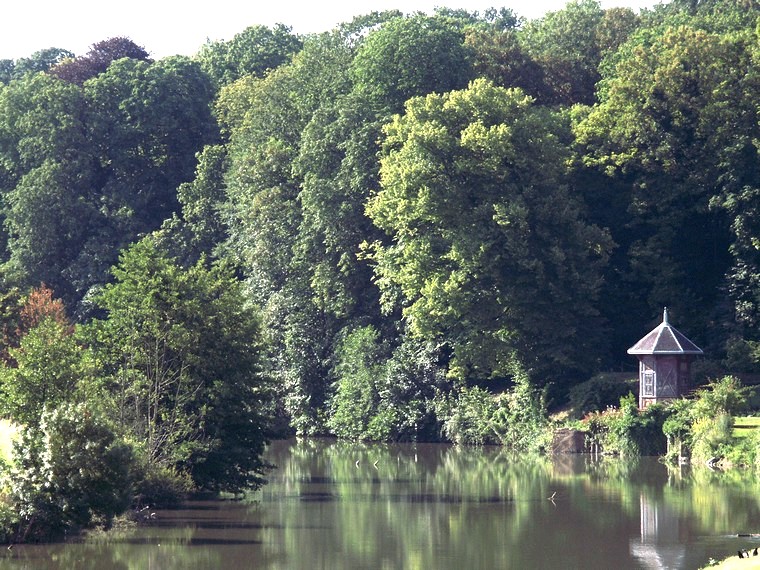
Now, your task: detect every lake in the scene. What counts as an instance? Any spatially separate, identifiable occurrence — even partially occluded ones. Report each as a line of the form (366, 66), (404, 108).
(2, 438), (759, 569)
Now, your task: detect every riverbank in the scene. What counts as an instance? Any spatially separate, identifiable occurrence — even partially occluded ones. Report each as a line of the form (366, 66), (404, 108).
(704, 556), (760, 569)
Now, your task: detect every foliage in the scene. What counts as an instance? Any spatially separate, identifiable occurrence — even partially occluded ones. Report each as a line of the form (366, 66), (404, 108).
(131, 463), (195, 509)
(367, 78), (612, 384)
(582, 394), (668, 456)
(87, 237), (271, 493)
(489, 357), (551, 452)
(3, 403), (135, 541)
(0, 48), (74, 84)
(3, 0), (760, 472)
(436, 357), (549, 450)
(50, 37), (151, 85)
(327, 325), (387, 440)
(567, 373), (638, 418)
(328, 328), (446, 442)
(0, 317), (96, 425)
(197, 24), (303, 89)
(366, 336), (446, 441)
(0, 55), (216, 313)
(662, 376), (752, 463)
(436, 386), (499, 445)
(574, 19), (758, 351)
(518, 0), (608, 105)
(350, 13), (474, 110)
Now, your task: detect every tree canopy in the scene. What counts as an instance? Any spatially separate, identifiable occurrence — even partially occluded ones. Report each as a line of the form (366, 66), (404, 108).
(0, 1), (759, 463)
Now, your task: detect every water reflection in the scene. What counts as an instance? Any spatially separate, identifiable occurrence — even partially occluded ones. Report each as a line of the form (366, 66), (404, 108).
(2, 439), (759, 569)
(632, 492), (686, 569)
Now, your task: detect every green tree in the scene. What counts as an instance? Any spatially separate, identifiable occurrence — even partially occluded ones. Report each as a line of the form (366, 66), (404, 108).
(575, 22), (756, 349)
(197, 24), (302, 89)
(350, 13), (474, 111)
(0, 48), (74, 84)
(0, 317), (93, 425)
(219, 31), (358, 434)
(0, 55), (216, 312)
(367, 78), (612, 384)
(88, 237), (271, 493)
(327, 325), (387, 440)
(517, 0), (604, 105)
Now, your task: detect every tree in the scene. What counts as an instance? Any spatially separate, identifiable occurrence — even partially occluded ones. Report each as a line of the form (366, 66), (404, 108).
(366, 79), (612, 384)
(350, 13), (474, 111)
(50, 37), (151, 85)
(219, 32), (357, 434)
(574, 22), (755, 350)
(0, 48), (74, 84)
(0, 317), (93, 426)
(327, 325), (387, 440)
(518, 0), (635, 105)
(88, 237), (271, 493)
(464, 26), (546, 100)
(197, 24), (302, 89)
(0, 55), (216, 313)
(6, 404), (135, 540)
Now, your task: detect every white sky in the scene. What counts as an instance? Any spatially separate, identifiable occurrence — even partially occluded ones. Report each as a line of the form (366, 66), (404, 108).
(2, 0), (663, 61)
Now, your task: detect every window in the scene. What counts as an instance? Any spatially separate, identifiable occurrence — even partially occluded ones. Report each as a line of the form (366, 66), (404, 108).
(643, 371), (655, 396)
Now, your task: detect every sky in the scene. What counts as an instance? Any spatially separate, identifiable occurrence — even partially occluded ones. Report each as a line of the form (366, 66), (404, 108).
(2, 0), (664, 61)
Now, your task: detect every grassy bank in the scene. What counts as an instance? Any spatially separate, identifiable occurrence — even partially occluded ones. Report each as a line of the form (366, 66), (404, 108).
(703, 555), (760, 569)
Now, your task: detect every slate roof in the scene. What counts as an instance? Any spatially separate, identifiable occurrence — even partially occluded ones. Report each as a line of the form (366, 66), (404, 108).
(627, 308), (703, 356)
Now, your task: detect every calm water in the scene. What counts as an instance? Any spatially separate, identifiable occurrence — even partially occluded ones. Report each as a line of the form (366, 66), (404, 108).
(2, 438), (759, 569)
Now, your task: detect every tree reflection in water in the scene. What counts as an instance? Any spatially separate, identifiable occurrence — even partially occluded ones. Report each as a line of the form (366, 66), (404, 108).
(2, 439), (759, 569)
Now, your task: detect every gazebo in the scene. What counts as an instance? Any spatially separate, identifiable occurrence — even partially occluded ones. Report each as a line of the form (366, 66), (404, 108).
(627, 308), (703, 409)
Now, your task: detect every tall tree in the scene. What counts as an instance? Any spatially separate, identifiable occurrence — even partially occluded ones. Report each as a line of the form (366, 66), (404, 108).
(88, 237), (271, 493)
(0, 55), (216, 312)
(219, 31), (357, 434)
(367, 79), (612, 385)
(196, 24), (302, 89)
(518, 0), (637, 105)
(50, 37), (151, 85)
(350, 13), (474, 111)
(574, 23), (755, 351)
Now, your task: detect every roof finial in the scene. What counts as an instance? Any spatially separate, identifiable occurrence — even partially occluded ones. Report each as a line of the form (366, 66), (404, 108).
(663, 307), (669, 325)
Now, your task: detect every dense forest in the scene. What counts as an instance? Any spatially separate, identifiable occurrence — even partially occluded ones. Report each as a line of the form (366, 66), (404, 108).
(0, 0), (759, 539)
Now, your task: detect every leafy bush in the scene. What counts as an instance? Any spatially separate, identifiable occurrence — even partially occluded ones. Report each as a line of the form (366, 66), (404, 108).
(327, 325), (386, 440)
(328, 328), (445, 442)
(690, 414), (734, 464)
(436, 357), (550, 450)
(662, 376), (752, 465)
(582, 394), (667, 456)
(366, 337), (445, 442)
(567, 373), (638, 418)
(132, 463), (194, 509)
(490, 359), (551, 453)
(3, 403), (136, 541)
(436, 386), (498, 446)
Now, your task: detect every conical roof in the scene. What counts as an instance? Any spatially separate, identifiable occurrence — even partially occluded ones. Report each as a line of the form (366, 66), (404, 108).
(627, 308), (703, 356)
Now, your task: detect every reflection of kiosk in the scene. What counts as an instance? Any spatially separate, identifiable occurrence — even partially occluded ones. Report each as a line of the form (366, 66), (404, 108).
(627, 308), (703, 409)
(630, 492), (686, 569)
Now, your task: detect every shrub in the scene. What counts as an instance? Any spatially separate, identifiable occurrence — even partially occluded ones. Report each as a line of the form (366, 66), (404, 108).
(436, 386), (498, 445)
(582, 394), (667, 456)
(690, 414), (734, 464)
(567, 373), (637, 418)
(132, 463), (194, 509)
(3, 403), (136, 541)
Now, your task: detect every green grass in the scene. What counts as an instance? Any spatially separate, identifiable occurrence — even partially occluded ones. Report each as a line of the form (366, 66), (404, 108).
(733, 416), (760, 439)
(701, 553), (760, 569)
